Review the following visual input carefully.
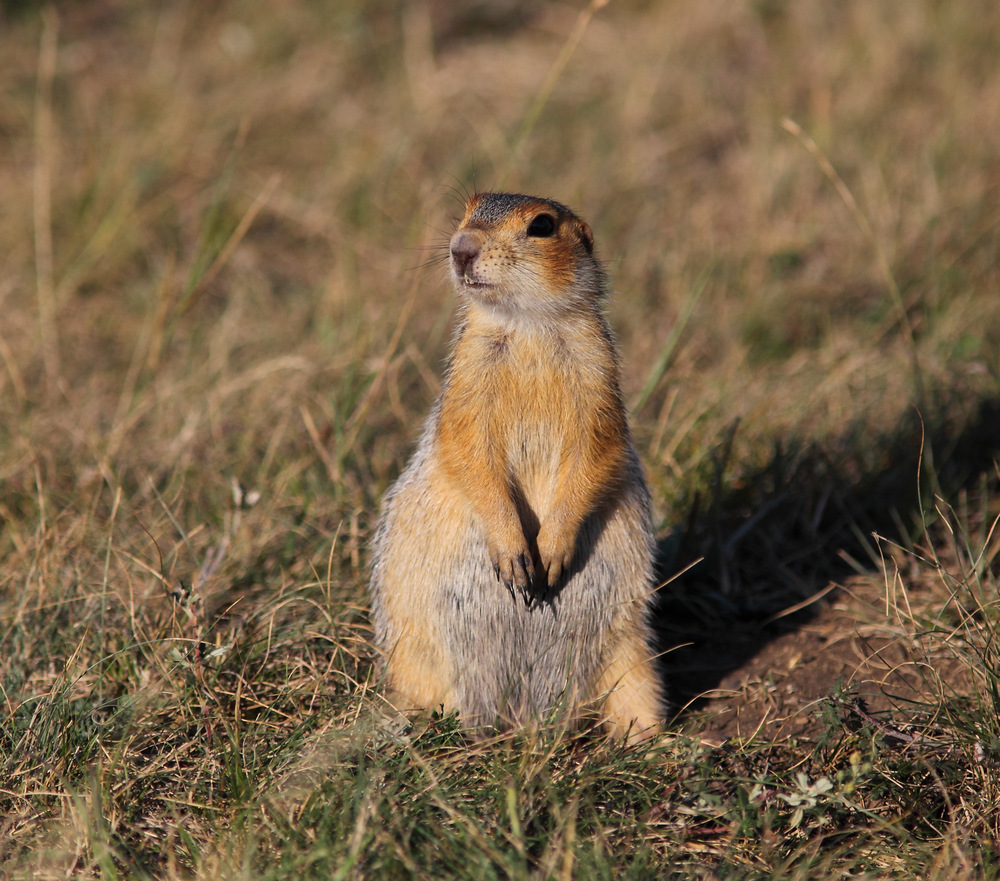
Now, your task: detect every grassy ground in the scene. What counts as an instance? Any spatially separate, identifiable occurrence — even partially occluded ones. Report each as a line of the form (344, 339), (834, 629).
(2, 1), (1000, 877)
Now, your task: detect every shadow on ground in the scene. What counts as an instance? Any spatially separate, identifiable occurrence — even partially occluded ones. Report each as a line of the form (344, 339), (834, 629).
(653, 397), (1000, 739)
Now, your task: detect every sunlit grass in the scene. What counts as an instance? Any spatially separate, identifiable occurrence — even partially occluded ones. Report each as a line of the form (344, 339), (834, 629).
(1, 1), (999, 877)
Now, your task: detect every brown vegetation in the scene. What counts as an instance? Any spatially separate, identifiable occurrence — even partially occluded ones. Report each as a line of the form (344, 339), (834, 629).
(1, 1), (999, 877)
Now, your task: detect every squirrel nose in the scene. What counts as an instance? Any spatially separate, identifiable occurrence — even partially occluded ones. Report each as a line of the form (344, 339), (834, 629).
(450, 232), (480, 277)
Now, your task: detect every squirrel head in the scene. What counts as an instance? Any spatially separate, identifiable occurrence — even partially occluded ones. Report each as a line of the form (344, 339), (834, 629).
(449, 193), (606, 323)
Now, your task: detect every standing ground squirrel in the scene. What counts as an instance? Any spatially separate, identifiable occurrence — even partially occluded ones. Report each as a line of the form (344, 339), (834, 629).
(370, 192), (664, 741)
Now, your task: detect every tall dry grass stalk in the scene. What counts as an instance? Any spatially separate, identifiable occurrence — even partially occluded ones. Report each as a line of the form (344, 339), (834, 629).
(32, 6), (59, 394)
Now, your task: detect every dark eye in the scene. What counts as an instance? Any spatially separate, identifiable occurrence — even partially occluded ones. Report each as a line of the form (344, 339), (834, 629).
(526, 214), (556, 237)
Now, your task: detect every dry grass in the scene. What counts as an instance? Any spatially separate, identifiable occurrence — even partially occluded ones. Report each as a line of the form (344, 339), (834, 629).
(1, 1), (1000, 878)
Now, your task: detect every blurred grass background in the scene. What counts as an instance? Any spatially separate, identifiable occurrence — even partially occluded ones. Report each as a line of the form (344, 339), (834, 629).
(1, 1), (999, 877)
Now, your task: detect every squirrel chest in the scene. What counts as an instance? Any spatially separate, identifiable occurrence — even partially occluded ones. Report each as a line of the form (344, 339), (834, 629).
(436, 322), (623, 521)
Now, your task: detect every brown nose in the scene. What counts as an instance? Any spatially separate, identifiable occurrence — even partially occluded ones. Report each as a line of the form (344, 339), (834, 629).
(450, 232), (480, 277)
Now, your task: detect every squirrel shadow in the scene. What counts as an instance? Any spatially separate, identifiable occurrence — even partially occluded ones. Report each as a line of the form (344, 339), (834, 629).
(651, 397), (1000, 718)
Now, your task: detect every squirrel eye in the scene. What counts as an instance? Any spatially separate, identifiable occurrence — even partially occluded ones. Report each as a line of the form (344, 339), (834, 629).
(526, 213), (556, 238)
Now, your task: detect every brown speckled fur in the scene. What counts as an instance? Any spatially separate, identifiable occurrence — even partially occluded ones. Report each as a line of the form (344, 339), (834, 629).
(370, 193), (664, 740)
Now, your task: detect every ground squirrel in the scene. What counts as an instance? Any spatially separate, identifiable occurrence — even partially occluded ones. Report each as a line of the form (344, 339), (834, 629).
(370, 192), (664, 740)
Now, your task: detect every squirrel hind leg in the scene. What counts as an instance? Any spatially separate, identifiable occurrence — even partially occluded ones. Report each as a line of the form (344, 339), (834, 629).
(592, 638), (666, 743)
(381, 632), (456, 717)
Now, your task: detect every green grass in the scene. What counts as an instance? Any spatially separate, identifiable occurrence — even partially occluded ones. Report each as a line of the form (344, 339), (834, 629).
(2, 0), (1000, 877)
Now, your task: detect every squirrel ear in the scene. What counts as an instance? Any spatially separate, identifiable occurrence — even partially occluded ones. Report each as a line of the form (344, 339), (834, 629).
(578, 221), (594, 255)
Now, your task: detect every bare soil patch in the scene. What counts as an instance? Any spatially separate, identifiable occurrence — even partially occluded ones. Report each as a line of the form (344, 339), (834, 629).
(677, 577), (973, 744)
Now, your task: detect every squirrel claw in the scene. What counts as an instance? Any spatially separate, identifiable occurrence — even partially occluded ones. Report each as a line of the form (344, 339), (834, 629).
(535, 581), (549, 606)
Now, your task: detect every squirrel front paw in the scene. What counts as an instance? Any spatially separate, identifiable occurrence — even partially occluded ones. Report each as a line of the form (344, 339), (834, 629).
(488, 533), (535, 602)
(535, 521), (576, 589)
